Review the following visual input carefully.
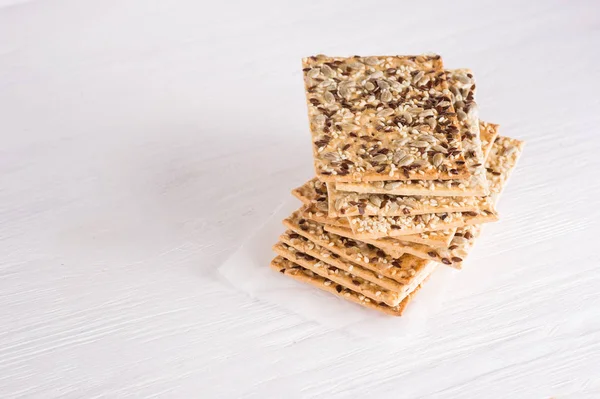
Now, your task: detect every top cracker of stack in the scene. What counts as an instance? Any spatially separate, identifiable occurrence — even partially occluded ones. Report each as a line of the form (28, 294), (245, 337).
(269, 54), (524, 316)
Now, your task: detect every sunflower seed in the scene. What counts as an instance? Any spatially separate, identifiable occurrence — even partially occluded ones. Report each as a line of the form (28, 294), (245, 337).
(419, 134), (437, 143)
(457, 74), (470, 84)
(377, 80), (390, 90)
(392, 150), (407, 163)
(408, 106), (424, 114)
(411, 140), (430, 148)
(419, 109), (435, 118)
(377, 108), (394, 117)
(392, 138), (411, 146)
(432, 144), (447, 153)
(369, 195), (382, 208)
(397, 155), (415, 166)
(412, 71), (424, 83)
(321, 64), (334, 78)
(457, 110), (467, 121)
(341, 123), (360, 132)
(338, 86), (350, 99)
(380, 90), (392, 102)
(323, 91), (335, 104)
(322, 152), (340, 161)
(314, 114), (326, 125)
(369, 71), (384, 80)
(433, 152), (445, 167)
(372, 154), (388, 163)
(365, 81), (375, 91)
(364, 56), (381, 66)
(307, 68), (320, 78)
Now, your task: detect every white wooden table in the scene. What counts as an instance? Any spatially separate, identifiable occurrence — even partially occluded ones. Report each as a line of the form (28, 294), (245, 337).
(2, 0), (599, 397)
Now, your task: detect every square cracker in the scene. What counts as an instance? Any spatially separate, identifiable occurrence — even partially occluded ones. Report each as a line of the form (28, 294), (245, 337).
(274, 241), (405, 306)
(294, 187), (456, 248)
(303, 55), (469, 182)
(335, 121), (499, 196)
(345, 206), (497, 239)
(282, 210), (432, 284)
(353, 136), (525, 266)
(279, 230), (408, 293)
(271, 256), (434, 316)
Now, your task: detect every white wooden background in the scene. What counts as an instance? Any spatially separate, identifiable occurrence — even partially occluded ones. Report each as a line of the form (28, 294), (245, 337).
(2, 0), (600, 397)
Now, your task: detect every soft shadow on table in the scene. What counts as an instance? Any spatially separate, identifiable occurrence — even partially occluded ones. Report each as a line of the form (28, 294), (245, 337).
(120, 124), (313, 281)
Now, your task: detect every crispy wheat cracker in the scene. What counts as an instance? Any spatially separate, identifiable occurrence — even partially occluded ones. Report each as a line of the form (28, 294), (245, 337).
(345, 207), (497, 239)
(361, 136), (525, 267)
(326, 181), (487, 217)
(303, 55), (469, 182)
(336, 121), (499, 196)
(283, 209), (432, 284)
(271, 256), (434, 316)
(280, 230), (408, 293)
(273, 242), (403, 306)
(300, 202), (457, 248)
(279, 231), (407, 292)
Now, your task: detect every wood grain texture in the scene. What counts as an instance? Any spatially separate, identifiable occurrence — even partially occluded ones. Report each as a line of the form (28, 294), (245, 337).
(1, 0), (599, 397)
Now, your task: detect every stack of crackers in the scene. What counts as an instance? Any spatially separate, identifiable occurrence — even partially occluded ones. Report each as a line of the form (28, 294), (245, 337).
(270, 55), (524, 316)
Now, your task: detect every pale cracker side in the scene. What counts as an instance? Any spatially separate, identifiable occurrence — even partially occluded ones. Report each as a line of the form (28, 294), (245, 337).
(271, 256), (435, 316)
(283, 210), (431, 284)
(273, 242), (403, 306)
(280, 230), (408, 293)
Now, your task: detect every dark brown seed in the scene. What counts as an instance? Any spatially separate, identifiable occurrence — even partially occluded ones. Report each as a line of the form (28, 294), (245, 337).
(464, 231), (473, 239)
(402, 208), (410, 215)
(342, 144), (351, 151)
(448, 245), (458, 250)
(352, 280), (361, 286)
(279, 268), (286, 273)
(370, 257), (378, 263)
(376, 250), (385, 257)
(441, 258), (451, 265)
(464, 211), (478, 217)
(298, 218), (306, 224)
(289, 233), (299, 239)
(428, 251), (437, 258)
(392, 260), (401, 267)
(336, 285), (343, 293)
(452, 256), (463, 262)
